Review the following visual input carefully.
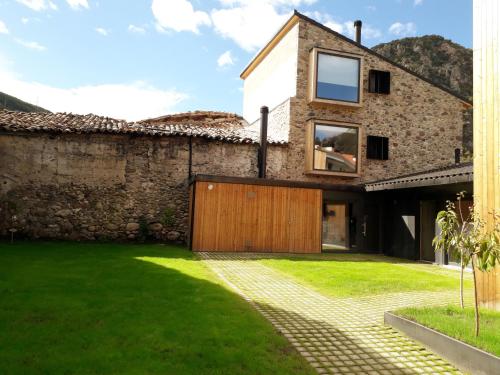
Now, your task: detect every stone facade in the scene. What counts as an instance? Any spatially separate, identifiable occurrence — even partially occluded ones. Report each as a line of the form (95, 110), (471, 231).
(266, 18), (471, 184)
(0, 132), (265, 241)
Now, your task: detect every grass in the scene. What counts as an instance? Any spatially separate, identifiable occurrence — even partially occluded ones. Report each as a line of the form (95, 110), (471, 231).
(258, 253), (472, 298)
(0, 241), (314, 375)
(396, 305), (500, 357)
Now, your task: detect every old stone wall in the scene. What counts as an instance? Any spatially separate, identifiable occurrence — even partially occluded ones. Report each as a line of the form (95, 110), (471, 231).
(0, 132), (261, 241)
(267, 19), (471, 184)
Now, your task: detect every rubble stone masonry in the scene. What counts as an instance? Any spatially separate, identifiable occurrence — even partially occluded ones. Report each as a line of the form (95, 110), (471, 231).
(272, 19), (471, 184)
(0, 132), (262, 241)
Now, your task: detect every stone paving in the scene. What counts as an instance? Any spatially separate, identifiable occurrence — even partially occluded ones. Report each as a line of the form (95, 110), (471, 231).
(199, 252), (468, 375)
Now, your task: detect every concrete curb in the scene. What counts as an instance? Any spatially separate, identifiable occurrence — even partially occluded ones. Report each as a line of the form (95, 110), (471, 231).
(384, 311), (500, 375)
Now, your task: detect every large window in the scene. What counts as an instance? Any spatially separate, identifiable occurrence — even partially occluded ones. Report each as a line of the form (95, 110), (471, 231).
(311, 122), (360, 174)
(310, 48), (362, 105)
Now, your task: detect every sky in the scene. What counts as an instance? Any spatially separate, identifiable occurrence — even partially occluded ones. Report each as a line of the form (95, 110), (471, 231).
(0, 0), (472, 120)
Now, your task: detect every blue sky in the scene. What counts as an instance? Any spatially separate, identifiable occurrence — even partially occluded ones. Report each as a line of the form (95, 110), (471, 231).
(0, 0), (472, 120)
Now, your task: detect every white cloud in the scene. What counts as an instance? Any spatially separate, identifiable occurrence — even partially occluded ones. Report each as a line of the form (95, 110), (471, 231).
(152, 0), (211, 34)
(95, 27), (109, 36)
(21, 17), (30, 24)
(211, 1), (291, 52)
(66, 0), (89, 10)
(0, 58), (188, 121)
(305, 11), (343, 33)
(305, 12), (382, 41)
(217, 50), (235, 67)
(389, 22), (417, 37)
(15, 38), (47, 51)
(366, 5), (376, 11)
(128, 24), (146, 34)
(344, 21), (382, 40)
(16, 0), (49, 11)
(414, 0), (423, 5)
(48, 1), (58, 10)
(0, 20), (9, 34)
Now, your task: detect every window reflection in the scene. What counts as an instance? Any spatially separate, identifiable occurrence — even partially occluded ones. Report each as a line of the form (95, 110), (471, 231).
(314, 124), (358, 173)
(316, 53), (360, 103)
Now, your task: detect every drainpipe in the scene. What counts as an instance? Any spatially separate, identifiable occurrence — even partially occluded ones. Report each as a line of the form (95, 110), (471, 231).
(258, 106), (269, 178)
(188, 137), (193, 178)
(455, 148), (461, 164)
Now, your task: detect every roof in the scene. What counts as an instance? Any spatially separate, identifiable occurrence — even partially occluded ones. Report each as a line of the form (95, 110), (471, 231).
(190, 174), (364, 192)
(365, 162), (473, 191)
(0, 109), (287, 145)
(241, 11), (472, 105)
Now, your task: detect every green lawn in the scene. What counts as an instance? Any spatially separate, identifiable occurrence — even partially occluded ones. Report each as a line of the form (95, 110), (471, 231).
(258, 253), (472, 298)
(396, 306), (500, 357)
(0, 242), (314, 375)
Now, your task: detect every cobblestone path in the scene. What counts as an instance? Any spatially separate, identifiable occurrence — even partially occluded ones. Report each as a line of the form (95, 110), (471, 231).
(199, 252), (465, 375)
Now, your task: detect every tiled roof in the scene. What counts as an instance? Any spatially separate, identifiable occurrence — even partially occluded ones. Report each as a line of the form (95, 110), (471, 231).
(365, 162), (473, 191)
(0, 109), (287, 145)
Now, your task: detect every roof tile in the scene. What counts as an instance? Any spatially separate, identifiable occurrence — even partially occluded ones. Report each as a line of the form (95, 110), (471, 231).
(0, 109), (287, 145)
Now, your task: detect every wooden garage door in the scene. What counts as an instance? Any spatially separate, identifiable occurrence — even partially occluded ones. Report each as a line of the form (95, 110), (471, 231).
(191, 181), (322, 253)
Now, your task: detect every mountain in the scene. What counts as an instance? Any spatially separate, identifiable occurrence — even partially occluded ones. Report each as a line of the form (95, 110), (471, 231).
(0, 91), (49, 113)
(372, 35), (472, 101)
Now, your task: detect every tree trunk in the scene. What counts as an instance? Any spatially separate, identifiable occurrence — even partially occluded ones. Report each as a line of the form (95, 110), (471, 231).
(471, 255), (480, 337)
(460, 255), (464, 308)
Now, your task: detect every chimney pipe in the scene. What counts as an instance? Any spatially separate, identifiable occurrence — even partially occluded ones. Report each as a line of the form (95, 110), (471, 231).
(258, 106), (269, 178)
(354, 20), (362, 44)
(455, 148), (461, 164)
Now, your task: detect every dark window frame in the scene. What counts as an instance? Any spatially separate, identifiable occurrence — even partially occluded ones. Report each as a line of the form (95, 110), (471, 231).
(367, 135), (389, 160)
(368, 70), (391, 94)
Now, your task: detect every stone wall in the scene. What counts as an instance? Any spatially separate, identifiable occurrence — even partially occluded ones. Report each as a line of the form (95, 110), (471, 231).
(268, 19), (471, 184)
(0, 132), (261, 241)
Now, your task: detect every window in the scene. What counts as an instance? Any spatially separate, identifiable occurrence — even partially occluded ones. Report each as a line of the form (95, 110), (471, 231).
(367, 135), (389, 160)
(309, 48), (362, 106)
(368, 70), (390, 94)
(310, 122), (360, 175)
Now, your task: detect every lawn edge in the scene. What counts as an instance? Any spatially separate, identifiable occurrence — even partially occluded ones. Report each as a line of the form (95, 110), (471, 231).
(384, 311), (500, 375)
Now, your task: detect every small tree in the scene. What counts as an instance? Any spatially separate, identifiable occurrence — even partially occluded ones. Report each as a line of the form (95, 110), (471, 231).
(433, 193), (500, 336)
(433, 192), (469, 308)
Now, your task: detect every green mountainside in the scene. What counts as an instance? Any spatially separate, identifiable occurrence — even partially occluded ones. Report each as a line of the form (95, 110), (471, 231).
(372, 35), (472, 100)
(0, 91), (49, 113)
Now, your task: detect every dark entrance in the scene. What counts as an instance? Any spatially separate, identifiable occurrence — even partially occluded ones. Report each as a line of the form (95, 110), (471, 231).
(420, 200), (437, 262)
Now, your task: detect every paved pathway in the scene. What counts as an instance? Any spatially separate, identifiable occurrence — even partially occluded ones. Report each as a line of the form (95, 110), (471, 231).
(199, 252), (466, 375)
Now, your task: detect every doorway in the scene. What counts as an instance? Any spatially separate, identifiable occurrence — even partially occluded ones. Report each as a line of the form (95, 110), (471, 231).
(420, 200), (437, 262)
(322, 202), (349, 250)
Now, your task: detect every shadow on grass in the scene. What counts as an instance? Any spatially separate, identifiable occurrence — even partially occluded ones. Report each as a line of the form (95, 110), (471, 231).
(0, 241), (313, 375)
(248, 300), (458, 374)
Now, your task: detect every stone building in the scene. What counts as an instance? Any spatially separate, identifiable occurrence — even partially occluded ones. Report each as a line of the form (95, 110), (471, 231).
(0, 12), (472, 260)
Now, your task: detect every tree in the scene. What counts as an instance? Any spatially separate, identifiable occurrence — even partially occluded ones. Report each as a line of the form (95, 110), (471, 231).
(433, 192), (500, 336)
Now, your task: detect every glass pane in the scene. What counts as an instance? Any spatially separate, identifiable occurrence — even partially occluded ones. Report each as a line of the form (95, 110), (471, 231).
(322, 203), (349, 251)
(317, 53), (360, 102)
(314, 124), (358, 173)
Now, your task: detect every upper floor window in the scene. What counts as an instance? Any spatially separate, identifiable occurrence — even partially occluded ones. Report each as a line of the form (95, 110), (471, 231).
(309, 48), (363, 106)
(306, 120), (361, 176)
(368, 70), (391, 94)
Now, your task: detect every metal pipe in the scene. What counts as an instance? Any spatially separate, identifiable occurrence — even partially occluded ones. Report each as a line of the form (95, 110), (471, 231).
(354, 20), (362, 44)
(188, 137), (193, 178)
(455, 148), (461, 164)
(258, 106), (269, 178)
